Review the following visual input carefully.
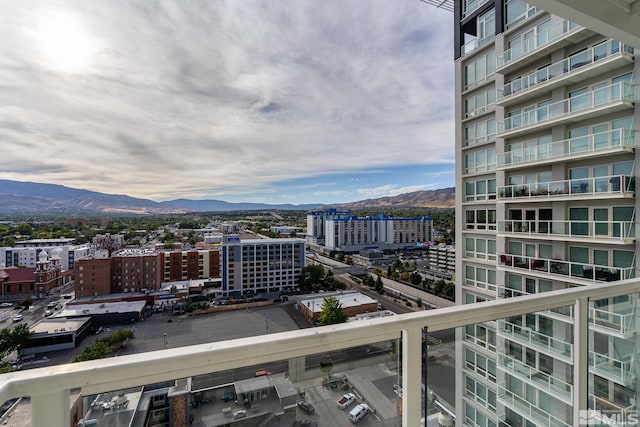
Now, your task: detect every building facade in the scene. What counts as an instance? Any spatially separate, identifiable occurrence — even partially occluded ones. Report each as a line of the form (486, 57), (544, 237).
(306, 209), (354, 245)
(324, 215), (434, 253)
(222, 238), (305, 296)
(455, 1), (638, 426)
(162, 249), (221, 282)
(1, 244), (93, 271)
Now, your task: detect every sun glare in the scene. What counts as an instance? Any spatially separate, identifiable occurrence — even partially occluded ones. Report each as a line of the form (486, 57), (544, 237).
(36, 13), (95, 72)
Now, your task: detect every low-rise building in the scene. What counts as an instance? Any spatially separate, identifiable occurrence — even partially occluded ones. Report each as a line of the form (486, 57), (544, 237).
(298, 292), (378, 323)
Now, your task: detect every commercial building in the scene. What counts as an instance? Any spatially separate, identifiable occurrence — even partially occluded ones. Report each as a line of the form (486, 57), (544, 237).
(162, 248), (221, 282)
(454, 0), (638, 425)
(298, 292), (379, 323)
(0, 250), (65, 299)
(222, 237), (305, 296)
(1, 244), (93, 271)
(307, 210), (434, 253)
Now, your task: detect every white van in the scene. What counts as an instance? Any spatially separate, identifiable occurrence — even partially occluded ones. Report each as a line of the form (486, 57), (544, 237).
(348, 403), (369, 423)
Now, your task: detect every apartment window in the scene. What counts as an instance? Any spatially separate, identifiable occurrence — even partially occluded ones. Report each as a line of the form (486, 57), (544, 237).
(465, 148), (496, 174)
(465, 178), (497, 201)
(464, 87), (496, 118)
(504, 0), (537, 28)
(465, 209), (496, 230)
(505, 135), (552, 164)
(465, 265), (496, 291)
(465, 237), (496, 261)
(464, 49), (496, 90)
(465, 118), (497, 147)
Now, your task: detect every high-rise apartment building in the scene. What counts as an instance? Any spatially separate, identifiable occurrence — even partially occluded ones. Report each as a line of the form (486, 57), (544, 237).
(454, 1), (638, 425)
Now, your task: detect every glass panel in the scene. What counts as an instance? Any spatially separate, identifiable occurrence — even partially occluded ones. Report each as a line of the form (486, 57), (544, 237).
(593, 208), (608, 236)
(569, 127), (589, 153)
(570, 208), (589, 236)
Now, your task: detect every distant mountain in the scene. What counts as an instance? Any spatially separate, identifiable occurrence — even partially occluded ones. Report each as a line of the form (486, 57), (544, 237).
(0, 179), (454, 215)
(0, 179), (321, 215)
(327, 187), (455, 209)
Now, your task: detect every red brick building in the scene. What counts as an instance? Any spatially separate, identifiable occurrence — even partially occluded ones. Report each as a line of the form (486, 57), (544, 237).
(75, 257), (111, 298)
(0, 251), (64, 299)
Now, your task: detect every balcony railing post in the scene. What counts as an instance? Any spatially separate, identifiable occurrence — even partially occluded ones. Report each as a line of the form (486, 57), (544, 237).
(402, 326), (422, 426)
(573, 297), (588, 424)
(31, 388), (70, 427)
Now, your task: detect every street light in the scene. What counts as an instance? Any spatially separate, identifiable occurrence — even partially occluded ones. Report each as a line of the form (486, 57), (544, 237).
(163, 333), (167, 349)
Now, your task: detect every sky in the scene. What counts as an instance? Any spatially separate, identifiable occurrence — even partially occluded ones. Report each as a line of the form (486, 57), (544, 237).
(0, 1), (455, 205)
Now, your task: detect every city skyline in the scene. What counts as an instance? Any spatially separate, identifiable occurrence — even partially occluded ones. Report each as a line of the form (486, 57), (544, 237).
(0, 1), (454, 205)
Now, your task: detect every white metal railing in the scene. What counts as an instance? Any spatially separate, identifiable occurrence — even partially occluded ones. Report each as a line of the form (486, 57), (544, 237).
(498, 20), (580, 68)
(498, 354), (573, 400)
(497, 319), (573, 360)
(498, 82), (635, 135)
(500, 41), (634, 100)
(498, 253), (635, 283)
(497, 128), (635, 168)
(498, 219), (635, 242)
(498, 174), (635, 200)
(1, 280), (640, 426)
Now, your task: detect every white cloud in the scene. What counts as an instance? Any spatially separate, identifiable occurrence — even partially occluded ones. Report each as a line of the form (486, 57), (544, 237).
(0, 1), (454, 201)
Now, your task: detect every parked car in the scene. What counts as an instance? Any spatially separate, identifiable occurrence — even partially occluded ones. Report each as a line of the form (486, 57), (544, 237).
(44, 310), (54, 317)
(337, 392), (356, 409)
(0, 302), (13, 308)
(255, 370), (272, 377)
(221, 393), (235, 402)
(348, 403), (370, 423)
(12, 314), (23, 323)
(297, 400), (315, 413)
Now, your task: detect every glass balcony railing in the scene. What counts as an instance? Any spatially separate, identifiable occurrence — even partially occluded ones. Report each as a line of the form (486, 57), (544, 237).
(498, 82), (635, 137)
(462, 0), (491, 19)
(498, 174), (635, 200)
(497, 20), (581, 69)
(590, 306), (636, 336)
(498, 128), (635, 169)
(498, 383), (572, 427)
(1, 281), (640, 426)
(590, 352), (634, 385)
(499, 41), (634, 101)
(498, 253), (635, 283)
(498, 219), (635, 242)
(590, 395), (637, 423)
(498, 354), (573, 400)
(497, 319), (573, 360)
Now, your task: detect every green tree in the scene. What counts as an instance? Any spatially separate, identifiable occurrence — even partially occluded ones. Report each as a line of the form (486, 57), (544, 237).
(410, 272), (423, 286)
(0, 324), (33, 357)
(99, 329), (135, 349)
(298, 265), (325, 290)
(73, 341), (110, 362)
(19, 297), (32, 310)
(317, 296), (348, 326)
(374, 275), (384, 294)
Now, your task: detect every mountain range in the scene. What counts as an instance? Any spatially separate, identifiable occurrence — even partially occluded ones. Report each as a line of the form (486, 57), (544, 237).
(0, 179), (454, 215)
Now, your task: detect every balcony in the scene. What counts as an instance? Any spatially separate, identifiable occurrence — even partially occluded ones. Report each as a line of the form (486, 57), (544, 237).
(497, 174), (635, 202)
(498, 41), (634, 107)
(497, 354), (572, 402)
(498, 253), (635, 284)
(497, 128), (635, 170)
(497, 20), (593, 74)
(497, 383), (572, 427)
(461, 0), (490, 19)
(590, 304), (637, 338)
(590, 352), (635, 386)
(1, 281), (640, 426)
(498, 82), (635, 139)
(498, 219), (635, 244)
(497, 319), (573, 361)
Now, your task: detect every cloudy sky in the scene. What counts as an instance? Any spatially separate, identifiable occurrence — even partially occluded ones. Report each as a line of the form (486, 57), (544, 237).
(0, 1), (454, 205)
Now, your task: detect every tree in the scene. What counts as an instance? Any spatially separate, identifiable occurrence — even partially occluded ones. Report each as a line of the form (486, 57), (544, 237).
(19, 297), (32, 310)
(375, 275), (384, 294)
(298, 264), (325, 290)
(99, 329), (135, 349)
(73, 341), (110, 362)
(410, 272), (423, 286)
(0, 324), (33, 357)
(317, 296), (348, 326)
